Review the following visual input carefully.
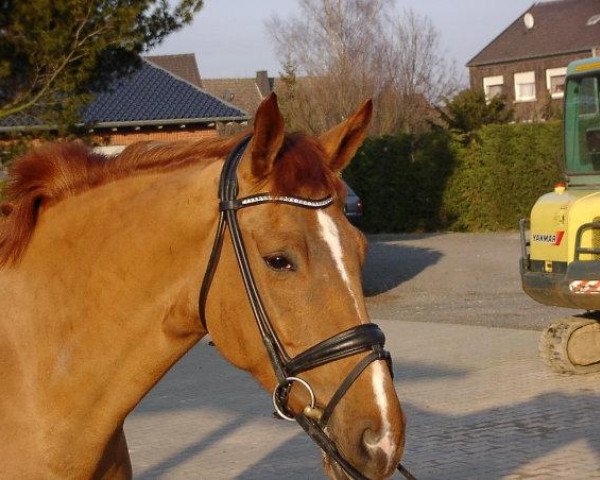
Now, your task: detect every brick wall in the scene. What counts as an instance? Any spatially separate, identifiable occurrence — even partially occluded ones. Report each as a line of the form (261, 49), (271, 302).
(95, 126), (219, 146)
(469, 51), (592, 121)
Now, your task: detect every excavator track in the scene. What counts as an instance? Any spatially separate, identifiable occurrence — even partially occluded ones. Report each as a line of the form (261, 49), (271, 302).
(539, 315), (600, 374)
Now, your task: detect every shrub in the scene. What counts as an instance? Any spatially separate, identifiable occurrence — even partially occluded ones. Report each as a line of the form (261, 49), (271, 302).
(345, 121), (564, 232)
(439, 88), (513, 136)
(343, 131), (456, 232)
(443, 122), (563, 231)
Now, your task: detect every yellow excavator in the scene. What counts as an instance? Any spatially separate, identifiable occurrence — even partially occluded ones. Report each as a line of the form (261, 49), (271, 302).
(520, 57), (600, 374)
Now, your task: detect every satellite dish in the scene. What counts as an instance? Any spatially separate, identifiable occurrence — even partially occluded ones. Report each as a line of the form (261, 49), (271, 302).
(524, 13), (535, 29)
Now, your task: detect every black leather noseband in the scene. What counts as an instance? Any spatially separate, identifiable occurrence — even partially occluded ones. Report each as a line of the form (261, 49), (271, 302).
(198, 136), (415, 480)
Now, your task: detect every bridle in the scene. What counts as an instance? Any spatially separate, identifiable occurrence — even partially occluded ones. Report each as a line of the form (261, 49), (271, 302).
(198, 136), (416, 480)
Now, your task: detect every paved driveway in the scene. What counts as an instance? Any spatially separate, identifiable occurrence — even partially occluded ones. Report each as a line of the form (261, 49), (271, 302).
(363, 232), (574, 330)
(126, 233), (600, 479)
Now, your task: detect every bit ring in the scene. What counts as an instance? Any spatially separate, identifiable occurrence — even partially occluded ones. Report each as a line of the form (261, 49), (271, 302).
(272, 376), (316, 422)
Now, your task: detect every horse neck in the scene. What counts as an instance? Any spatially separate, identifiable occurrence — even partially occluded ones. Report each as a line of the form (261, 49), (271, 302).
(0, 160), (222, 469)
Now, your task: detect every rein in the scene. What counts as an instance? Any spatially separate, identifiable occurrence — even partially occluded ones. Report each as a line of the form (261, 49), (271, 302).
(199, 136), (416, 480)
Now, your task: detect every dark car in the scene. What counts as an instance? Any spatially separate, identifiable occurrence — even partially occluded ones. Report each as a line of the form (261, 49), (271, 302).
(343, 181), (363, 226)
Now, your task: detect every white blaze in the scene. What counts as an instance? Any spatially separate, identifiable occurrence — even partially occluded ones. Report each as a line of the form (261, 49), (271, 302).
(316, 210), (361, 315)
(316, 211), (395, 465)
(368, 362), (396, 466)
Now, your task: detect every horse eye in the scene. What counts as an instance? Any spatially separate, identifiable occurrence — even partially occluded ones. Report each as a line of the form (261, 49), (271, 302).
(264, 254), (295, 272)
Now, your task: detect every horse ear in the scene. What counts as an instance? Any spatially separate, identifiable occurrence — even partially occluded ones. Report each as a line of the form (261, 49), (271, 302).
(319, 99), (373, 173)
(251, 93), (285, 179)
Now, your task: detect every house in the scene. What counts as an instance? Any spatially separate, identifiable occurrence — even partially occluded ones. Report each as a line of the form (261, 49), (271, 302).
(467, 0), (600, 120)
(144, 54), (275, 117)
(0, 55), (250, 154)
(145, 53), (203, 88)
(201, 71), (275, 119)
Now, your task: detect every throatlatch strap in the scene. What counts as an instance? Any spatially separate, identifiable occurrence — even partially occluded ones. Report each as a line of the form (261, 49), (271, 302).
(198, 135), (252, 330)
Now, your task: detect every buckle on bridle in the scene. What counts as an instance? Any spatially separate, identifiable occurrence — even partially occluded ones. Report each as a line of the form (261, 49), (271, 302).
(219, 199), (242, 211)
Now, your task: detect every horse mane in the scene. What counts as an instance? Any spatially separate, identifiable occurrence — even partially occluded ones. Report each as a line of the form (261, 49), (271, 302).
(0, 132), (343, 267)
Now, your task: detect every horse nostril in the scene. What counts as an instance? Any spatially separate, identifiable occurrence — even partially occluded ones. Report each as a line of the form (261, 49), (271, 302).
(361, 428), (398, 470)
(362, 428), (379, 450)
(363, 427), (393, 448)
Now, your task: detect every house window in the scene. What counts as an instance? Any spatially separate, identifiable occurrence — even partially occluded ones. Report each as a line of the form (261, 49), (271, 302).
(514, 71), (536, 102)
(546, 67), (567, 99)
(483, 75), (504, 100)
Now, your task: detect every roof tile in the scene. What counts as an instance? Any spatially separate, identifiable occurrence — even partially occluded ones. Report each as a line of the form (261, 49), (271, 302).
(0, 58), (248, 130)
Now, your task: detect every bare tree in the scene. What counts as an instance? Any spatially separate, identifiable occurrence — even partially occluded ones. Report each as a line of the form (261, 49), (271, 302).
(384, 10), (460, 132)
(266, 1), (459, 135)
(267, 0), (388, 133)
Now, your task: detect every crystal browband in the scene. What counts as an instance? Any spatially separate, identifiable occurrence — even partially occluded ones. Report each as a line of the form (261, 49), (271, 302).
(219, 194), (334, 212)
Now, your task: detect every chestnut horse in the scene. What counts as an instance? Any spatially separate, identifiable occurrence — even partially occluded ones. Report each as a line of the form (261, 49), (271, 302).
(0, 95), (405, 479)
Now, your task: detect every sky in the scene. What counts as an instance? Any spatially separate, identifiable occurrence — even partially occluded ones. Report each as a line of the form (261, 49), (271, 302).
(151, 0), (537, 81)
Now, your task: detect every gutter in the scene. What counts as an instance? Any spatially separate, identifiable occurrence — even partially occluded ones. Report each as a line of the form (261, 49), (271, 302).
(90, 115), (251, 129)
(467, 48), (593, 68)
(0, 115), (251, 133)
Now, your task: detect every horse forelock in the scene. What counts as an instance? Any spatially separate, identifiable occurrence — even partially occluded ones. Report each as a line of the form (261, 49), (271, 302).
(270, 133), (345, 200)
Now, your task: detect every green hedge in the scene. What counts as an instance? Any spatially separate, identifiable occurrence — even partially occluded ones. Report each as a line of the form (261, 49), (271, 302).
(344, 121), (564, 232)
(343, 132), (455, 232)
(443, 122), (563, 231)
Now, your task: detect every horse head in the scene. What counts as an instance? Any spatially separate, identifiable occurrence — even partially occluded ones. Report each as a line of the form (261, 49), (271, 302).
(203, 94), (405, 479)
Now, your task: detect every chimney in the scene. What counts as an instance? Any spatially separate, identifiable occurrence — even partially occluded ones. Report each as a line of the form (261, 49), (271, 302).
(256, 70), (273, 98)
